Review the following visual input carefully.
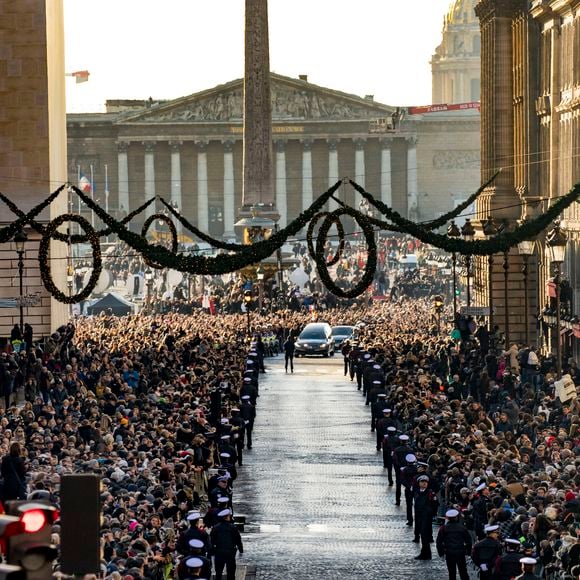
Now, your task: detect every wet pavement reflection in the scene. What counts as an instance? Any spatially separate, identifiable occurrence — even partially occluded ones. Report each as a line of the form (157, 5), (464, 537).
(234, 355), (449, 579)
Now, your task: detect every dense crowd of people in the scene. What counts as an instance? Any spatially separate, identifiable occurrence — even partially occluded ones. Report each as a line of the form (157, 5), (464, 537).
(343, 299), (579, 579)
(0, 260), (578, 579)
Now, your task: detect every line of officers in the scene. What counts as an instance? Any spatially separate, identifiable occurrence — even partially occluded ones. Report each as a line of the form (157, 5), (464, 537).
(347, 346), (542, 580)
(173, 351), (263, 580)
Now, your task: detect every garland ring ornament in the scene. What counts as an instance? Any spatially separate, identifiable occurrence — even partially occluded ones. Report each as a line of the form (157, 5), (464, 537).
(307, 211), (345, 267)
(39, 214), (102, 304)
(141, 213), (178, 269)
(315, 207), (377, 299)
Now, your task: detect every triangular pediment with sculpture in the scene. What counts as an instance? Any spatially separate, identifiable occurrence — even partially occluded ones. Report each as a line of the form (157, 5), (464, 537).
(119, 73), (395, 124)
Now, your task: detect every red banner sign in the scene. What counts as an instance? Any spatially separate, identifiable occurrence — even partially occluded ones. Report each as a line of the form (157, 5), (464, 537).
(408, 102), (480, 115)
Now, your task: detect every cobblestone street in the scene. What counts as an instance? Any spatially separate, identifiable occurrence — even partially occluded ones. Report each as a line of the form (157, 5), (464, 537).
(235, 354), (450, 580)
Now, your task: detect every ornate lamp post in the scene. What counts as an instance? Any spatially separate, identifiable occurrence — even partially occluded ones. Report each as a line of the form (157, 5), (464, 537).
(482, 216), (498, 346)
(256, 265), (265, 310)
(517, 238), (535, 347)
(460, 219), (475, 307)
(447, 221), (461, 320)
(14, 228), (28, 333)
(546, 221), (567, 378)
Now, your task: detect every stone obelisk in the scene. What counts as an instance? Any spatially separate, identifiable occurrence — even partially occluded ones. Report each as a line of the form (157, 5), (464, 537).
(241, 0), (276, 214)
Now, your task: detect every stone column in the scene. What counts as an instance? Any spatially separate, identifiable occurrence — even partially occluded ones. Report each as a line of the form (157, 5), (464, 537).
(275, 140), (287, 226)
(169, 141), (182, 233)
(406, 136), (418, 219)
(302, 139), (313, 212)
(117, 141), (130, 215)
(327, 139), (339, 211)
(222, 140), (235, 238)
(196, 141), (209, 233)
(354, 138), (366, 190)
(143, 141), (156, 219)
(380, 138), (393, 207)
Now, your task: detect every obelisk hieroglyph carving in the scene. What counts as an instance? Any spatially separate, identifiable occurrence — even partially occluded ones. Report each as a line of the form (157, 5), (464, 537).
(242, 0), (274, 209)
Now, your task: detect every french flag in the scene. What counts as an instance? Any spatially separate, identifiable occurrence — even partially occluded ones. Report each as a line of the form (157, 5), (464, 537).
(78, 174), (92, 194)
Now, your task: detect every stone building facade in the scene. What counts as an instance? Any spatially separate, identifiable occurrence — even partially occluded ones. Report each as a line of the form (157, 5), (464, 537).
(474, 0), (580, 355)
(66, 73), (480, 238)
(432, 0), (481, 104)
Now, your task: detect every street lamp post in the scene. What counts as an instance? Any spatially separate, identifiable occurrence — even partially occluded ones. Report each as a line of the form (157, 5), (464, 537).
(461, 219), (475, 307)
(256, 266), (265, 311)
(447, 221), (461, 321)
(145, 268), (154, 304)
(482, 217), (498, 346)
(243, 290), (253, 334)
(14, 228), (27, 334)
(547, 221), (567, 378)
(518, 238), (535, 347)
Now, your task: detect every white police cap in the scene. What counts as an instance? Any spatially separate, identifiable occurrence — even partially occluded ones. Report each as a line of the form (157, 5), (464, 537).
(445, 509), (459, 518)
(405, 454), (416, 463)
(399, 434), (409, 441)
(484, 524), (499, 533)
(186, 511), (201, 521)
(217, 508), (232, 517)
(184, 557), (204, 568)
(520, 557), (536, 565)
(188, 539), (205, 549)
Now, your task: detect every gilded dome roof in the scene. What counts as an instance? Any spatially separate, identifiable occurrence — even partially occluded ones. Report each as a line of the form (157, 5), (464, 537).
(445, 0), (478, 27)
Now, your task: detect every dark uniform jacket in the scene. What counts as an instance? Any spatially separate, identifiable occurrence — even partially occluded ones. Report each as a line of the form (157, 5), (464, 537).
(210, 521), (244, 554)
(495, 551), (524, 580)
(436, 521), (472, 556)
(472, 537), (502, 568)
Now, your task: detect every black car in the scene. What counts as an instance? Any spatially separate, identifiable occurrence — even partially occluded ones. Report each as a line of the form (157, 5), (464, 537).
(331, 325), (355, 351)
(295, 323), (335, 357)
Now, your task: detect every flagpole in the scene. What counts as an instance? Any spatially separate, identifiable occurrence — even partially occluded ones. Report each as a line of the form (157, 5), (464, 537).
(77, 165), (82, 234)
(90, 164), (95, 229)
(104, 164), (109, 243)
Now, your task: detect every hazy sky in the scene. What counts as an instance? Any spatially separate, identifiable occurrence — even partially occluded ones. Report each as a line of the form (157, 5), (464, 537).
(64, 0), (453, 113)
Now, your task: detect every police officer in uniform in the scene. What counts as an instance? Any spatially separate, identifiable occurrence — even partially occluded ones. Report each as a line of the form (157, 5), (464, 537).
(210, 508), (244, 580)
(177, 511), (211, 556)
(369, 384), (387, 432)
(471, 524), (502, 580)
(229, 407), (245, 466)
(401, 453), (419, 527)
(240, 395), (256, 450)
(382, 426), (398, 484)
(413, 474), (438, 560)
(436, 509), (472, 580)
(393, 434), (412, 506)
(495, 538), (522, 580)
(375, 406), (397, 451)
(472, 483), (491, 540)
(515, 557), (540, 580)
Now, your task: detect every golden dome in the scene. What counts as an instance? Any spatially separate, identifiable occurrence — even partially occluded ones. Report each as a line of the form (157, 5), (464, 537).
(446, 0), (478, 26)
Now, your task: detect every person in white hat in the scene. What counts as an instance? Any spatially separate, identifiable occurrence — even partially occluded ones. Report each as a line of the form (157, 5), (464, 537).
(176, 510), (210, 557)
(436, 508), (472, 580)
(413, 474), (438, 560)
(210, 507), (244, 580)
(495, 538), (522, 580)
(471, 525), (502, 579)
(516, 557), (539, 580)
(392, 434), (413, 506)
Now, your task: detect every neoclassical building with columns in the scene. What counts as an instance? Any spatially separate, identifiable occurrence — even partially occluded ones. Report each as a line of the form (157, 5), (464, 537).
(67, 73), (480, 238)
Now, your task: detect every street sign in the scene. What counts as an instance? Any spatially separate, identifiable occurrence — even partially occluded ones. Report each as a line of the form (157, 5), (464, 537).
(460, 306), (491, 316)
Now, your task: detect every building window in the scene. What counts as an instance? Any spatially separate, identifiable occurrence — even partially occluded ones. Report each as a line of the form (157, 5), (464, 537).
(473, 36), (481, 55)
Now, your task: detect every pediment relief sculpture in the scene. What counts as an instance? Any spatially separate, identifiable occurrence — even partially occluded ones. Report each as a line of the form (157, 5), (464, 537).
(140, 83), (391, 123)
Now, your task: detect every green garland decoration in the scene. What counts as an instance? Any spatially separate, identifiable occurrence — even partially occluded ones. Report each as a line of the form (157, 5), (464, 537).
(39, 214), (102, 303)
(70, 181), (343, 275)
(141, 213), (178, 269)
(0, 185), (66, 243)
(307, 211), (345, 266)
(314, 207), (377, 299)
(0, 190), (156, 244)
(350, 179), (580, 255)
(159, 198), (244, 252)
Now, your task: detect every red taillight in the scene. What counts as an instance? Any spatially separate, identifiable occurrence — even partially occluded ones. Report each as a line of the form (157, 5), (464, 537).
(21, 510), (47, 533)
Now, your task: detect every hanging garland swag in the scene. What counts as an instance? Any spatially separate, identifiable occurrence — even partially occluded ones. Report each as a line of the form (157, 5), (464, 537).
(2, 172), (579, 302)
(39, 214), (102, 304)
(141, 214), (178, 269)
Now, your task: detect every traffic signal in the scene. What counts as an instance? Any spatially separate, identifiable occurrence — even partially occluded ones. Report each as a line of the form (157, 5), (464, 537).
(3, 501), (58, 580)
